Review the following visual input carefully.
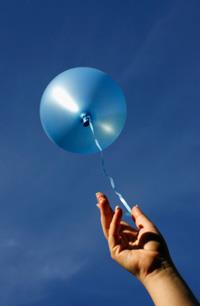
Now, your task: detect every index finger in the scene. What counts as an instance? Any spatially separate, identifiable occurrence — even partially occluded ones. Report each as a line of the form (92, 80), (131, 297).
(96, 192), (114, 239)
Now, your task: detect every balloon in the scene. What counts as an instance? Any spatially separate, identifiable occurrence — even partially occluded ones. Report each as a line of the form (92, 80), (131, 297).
(40, 67), (127, 154)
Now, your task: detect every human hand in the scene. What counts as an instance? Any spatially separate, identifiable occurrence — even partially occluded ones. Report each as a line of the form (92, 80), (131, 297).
(96, 192), (172, 284)
(96, 192), (199, 306)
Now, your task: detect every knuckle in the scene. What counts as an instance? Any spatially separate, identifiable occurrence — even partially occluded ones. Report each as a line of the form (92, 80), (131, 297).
(110, 250), (115, 259)
(109, 245), (120, 260)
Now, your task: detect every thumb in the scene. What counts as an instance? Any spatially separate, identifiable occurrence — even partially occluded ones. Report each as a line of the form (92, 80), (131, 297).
(131, 205), (155, 229)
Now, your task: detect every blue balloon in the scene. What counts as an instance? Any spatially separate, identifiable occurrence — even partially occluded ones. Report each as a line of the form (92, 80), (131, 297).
(40, 67), (127, 154)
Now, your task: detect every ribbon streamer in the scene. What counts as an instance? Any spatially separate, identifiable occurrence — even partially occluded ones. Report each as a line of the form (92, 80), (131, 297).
(89, 120), (132, 214)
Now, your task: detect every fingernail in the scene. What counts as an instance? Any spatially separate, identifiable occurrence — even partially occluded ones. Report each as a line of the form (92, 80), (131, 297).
(132, 204), (139, 212)
(115, 205), (119, 211)
(96, 192), (103, 199)
(96, 203), (100, 209)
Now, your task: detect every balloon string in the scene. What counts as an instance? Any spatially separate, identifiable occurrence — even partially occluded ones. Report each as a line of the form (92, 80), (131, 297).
(89, 120), (132, 215)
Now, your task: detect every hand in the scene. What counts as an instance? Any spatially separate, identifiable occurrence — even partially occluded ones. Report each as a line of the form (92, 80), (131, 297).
(96, 192), (199, 306)
(96, 192), (172, 284)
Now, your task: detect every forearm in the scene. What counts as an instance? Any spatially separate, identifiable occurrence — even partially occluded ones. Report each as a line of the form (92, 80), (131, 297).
(142, 263), (199, 306)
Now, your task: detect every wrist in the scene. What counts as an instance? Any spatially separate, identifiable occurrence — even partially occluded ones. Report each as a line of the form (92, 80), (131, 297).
(140, 260), (199, 306)
(141, 259), (177, 288)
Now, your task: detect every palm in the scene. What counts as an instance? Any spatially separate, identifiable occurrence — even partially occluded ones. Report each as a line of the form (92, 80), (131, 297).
(115, 221), (167, 278)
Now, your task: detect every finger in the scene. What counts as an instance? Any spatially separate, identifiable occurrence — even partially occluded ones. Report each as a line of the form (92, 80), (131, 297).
(120, 229), (138, 240)
(108, 206), (122, 250)
(131, 205), (155, 229)
(120, 221), (138, 233)
(119, 222), (138, 242)
(96, 192), (114, 239)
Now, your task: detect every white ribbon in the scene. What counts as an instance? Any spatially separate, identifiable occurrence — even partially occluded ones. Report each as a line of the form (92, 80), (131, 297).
(89, 120), (132, 214)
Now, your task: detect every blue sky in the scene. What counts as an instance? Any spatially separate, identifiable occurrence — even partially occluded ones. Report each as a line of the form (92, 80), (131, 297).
(0, 0), (199, 305)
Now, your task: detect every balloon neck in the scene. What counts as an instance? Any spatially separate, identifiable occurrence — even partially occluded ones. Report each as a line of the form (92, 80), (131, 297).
(80, 113), (91, 127)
